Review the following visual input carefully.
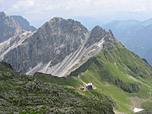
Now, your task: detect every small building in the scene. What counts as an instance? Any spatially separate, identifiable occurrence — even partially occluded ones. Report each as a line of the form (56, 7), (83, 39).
(86, 83), (93, 90)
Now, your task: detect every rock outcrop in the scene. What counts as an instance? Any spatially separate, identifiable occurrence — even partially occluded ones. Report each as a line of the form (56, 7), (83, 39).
(0, 17), (117, 77)
(0, 12), (22, 43)
(0, 62), (114, 114)
(11, 15), (36, 31)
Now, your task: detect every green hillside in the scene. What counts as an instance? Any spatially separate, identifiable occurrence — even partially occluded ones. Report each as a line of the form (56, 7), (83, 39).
(35, 43), (152, 114)
(0, 62), (114, 114)
(1, 42), (152, 114)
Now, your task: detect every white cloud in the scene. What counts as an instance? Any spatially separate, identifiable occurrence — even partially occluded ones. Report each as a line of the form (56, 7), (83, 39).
(133, 7), (148, 12)
(6, 0), (151, 16)
(12, 0), (35, 11)
(0, 0), (4, 4)
(0, 0), (152, 27)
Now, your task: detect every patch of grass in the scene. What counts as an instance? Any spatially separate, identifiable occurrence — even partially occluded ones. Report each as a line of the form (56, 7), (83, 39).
(0, 62), (114, 114)
(141, 100), (152, 111)
(65, 43), (152, 113)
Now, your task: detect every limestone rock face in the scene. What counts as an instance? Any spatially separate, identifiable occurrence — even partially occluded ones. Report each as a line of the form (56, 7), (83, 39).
(11, 15), (36, 31)
(0, 12), (22, 43)
(0, 17), (117, 77)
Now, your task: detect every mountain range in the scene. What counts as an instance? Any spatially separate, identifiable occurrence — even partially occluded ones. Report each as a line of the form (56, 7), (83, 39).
(0, 12), (152, 114)
(0, 12), (36, 43)
(104, 18), (152, 66)
(0, 12), (22, 43)
(0, 16), (117, 77)
(11, 15), (36, 31)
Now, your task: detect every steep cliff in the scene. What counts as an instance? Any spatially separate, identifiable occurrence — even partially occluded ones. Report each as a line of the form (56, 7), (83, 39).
(0, 12), (22, 43)
(0, 17), (117, 76)
(11, 15), (36, 31)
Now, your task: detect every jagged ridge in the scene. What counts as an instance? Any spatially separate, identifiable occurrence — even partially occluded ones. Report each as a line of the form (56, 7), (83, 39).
(0, 17), (117, 77)
(0, 12), (22, 42)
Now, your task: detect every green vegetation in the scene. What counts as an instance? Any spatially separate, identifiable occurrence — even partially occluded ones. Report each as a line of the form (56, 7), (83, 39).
(0, 62), (114, 114)
(35, 43), (152, 113)
(141, 100), (152, 111)
(70, 43), (152, 92)
(1, 42), (152, 114)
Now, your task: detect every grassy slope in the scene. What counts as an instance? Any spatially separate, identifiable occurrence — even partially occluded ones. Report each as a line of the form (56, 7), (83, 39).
(35, 43), (152, 113)
(141, 100), (152, 111)
(0, 62), (114, 114)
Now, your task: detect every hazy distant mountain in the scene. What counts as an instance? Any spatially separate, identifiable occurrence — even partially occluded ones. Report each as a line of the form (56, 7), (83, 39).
(103, 19), (144, 43)
(11, 15), (36, 31)
(127, 24), (152, 65)
(142, 18), (152, 26)
(104, 18), (152, 65)
(0, 12), (36, 43)
(0, 12), (22, 43)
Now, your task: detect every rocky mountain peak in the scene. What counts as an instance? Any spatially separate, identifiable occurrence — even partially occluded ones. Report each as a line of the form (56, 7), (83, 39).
(0, 17), (118, 77)
(11, 15), (36, 31)
(0, 12), (6, 16)
(49, 17), (64, 22)
(46, 17), (88, 34)
(0, 12), (22, 43)
(92, 25), (104, 30)
(90, 25), (106, 38)
(85, 25), (107, 47)
(49, 17), (84, 25)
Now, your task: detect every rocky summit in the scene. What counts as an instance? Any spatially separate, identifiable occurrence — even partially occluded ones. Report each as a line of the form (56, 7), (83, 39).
(11, 15), (36, 31)
(0, 12), (22, 43)
(0, 17), (117, 77)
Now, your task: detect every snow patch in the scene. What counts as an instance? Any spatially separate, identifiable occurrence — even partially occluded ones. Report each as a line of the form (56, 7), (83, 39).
(134, 108), (144, 113)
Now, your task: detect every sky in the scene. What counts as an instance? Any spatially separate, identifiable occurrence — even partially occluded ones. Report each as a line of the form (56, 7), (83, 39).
(0, 0), (152, 28)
